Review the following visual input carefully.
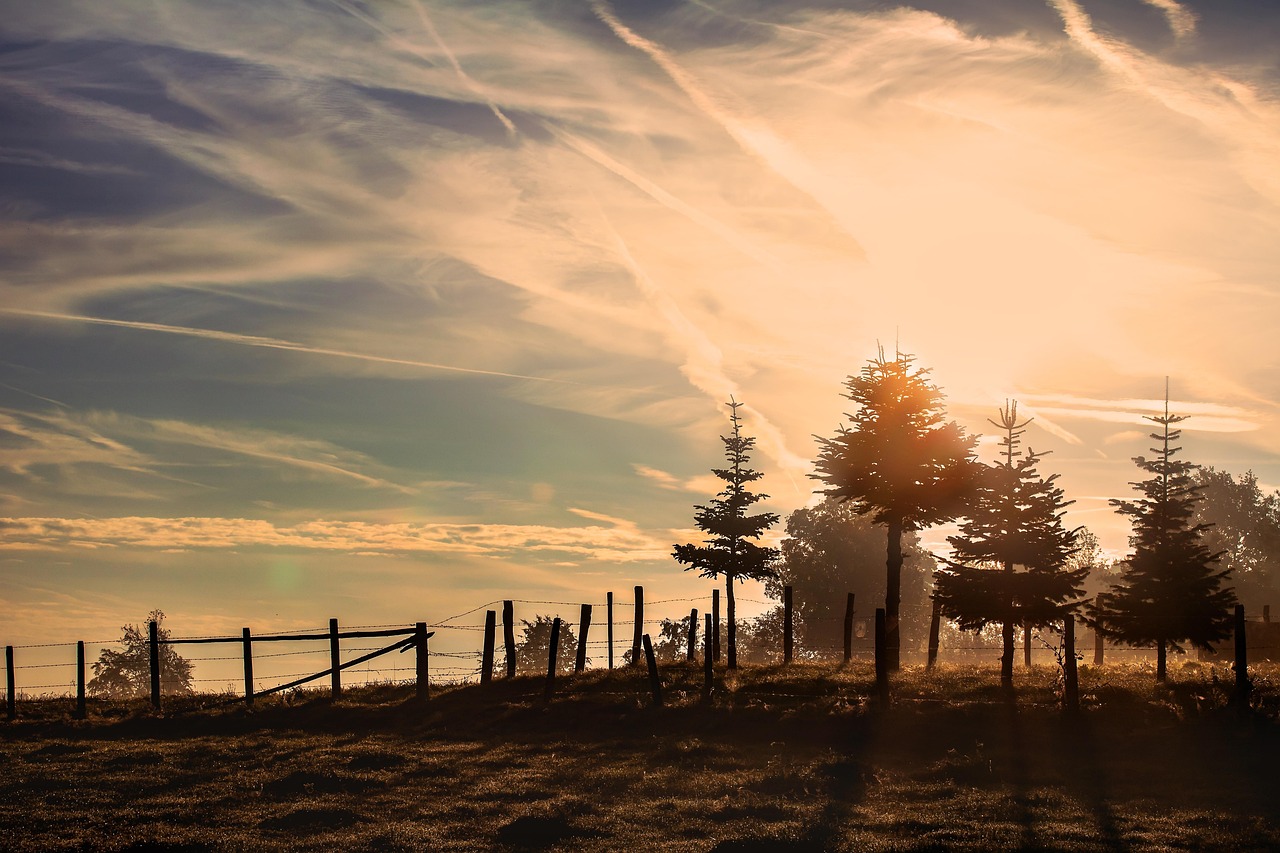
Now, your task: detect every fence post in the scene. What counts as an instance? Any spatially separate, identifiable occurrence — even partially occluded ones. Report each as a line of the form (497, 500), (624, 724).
(416, 622), (430, 702)
(687, 608), (698, 663)
(927, 598), (941, 670)
(503, 600), (516, 679)
(149, 620), (161, 711)
(844, 593), (855, 663)
(1063, 616), (1079, 714)
(576, 604), (592, 674)
(545, 617), (561, 699)
(643, 634), (663, 707)
(481, 610), (496, 685)
(631, 585), (643, 667)
(703, 614), (713, 700)
(874, 608), (888, 705)
(606, 592), (614, 670)
(783, 585), (794, 664)
(1234, 604), (1250, 708)
(6, 646), (14, 720)
(1264, 604), (1271, 624)
(242, 628), (254, 708)
(712, 588), (721, 662)
(76, 641), (86, 719)
(1024, 622), (1032, 668)
(328, 618), (341, 699)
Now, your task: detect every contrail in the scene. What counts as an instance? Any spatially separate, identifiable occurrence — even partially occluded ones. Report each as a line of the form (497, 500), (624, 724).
(2, 309), (579, 385)
(589, 0), (866, 260)
(1138, 0), (1197, 41)
(545, 122), (776, 266)
(597, 217), (812, 488)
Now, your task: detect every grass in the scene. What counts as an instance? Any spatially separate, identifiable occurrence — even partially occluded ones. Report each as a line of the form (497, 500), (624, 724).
(3, 660), (1279, 851)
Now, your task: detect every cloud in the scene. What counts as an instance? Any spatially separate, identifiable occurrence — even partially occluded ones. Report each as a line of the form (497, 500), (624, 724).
(0, 514), (677, 562)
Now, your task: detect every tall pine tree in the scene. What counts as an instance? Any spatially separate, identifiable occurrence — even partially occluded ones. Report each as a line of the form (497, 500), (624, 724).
(1098, 386), (1235, 681)
(813, 348), (978, 670)
(674, 399), (779, 669)
(933, 401), (1086, 685)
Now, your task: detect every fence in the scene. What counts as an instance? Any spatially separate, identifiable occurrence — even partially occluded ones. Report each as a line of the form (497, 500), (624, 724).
(4, 588), (1268, 719)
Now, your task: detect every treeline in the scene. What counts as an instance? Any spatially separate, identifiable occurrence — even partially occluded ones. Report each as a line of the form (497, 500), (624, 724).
(674, 349), (1279, 682)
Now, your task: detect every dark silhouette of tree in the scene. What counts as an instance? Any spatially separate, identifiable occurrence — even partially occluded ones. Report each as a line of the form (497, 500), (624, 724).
(813, 348), (978, 670)
(732, 605), (800, 665)
(933, 401), (1086, 685)
(513, 615), (580, 676)
(1192, 466), (1280, 614)
(673, 398), (779, 669)
(1072, 527), (1119, 599)
(768, 496), (936, 655)
(89, 610), (193, 699)
(1097, 389), (1236, 681)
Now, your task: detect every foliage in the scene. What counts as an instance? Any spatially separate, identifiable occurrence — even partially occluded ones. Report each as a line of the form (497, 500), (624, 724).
(513, 615), (581, 676)
(88, 609), (194, 699)
(1072, 527), (1119, 599)
(733, 606), (808, 665)
(933, 400), (1086, 682)
(1192, 466), (1280, 614)
(651, 614), (700, 663)
(812, 347), (978, 668)
(1098, 394), (1236, 680)
(769, 496), (936, 655)
(673, 399), (779, 668)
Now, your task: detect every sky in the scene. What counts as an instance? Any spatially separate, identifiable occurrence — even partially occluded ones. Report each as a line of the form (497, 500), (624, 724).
(2, 0), (1279, 683)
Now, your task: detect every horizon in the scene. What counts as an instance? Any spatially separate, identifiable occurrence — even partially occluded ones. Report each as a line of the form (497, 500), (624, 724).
(2, 0), (1279, 663)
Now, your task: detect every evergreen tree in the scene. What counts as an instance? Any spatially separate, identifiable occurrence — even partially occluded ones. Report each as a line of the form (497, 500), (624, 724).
(673, 399), (779, 669)
(813, 348), (978, 669)
(1098, 387), (1236, 681)
(933, 401), (1086, 684)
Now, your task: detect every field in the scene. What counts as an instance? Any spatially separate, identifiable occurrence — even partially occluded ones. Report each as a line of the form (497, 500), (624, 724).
(3, 661), (1279, 851)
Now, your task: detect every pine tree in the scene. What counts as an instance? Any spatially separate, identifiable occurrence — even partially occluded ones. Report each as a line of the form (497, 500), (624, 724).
(1098, 386), (1235, 681)
(933, 400), (1086, 684)
(673, 399), (779, 669)
(813, 348), (977, 670)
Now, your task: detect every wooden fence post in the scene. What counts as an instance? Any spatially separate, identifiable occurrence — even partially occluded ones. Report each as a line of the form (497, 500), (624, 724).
(1063, 616), (1079, 714)
(783, 585), (794, 664)
(503, 600), (516, 678)
(416, 622), (430, 702)
(481, 610), (496, 684)
(1264, 604), (1271, 624)
(328, 618), (341, 699)
(149, 619), (161, 711)
(606, 592), (614, 670)
(6, 646), (14, 720)
(545, 617), (561, 699)
(631, 585), (644, 667)
(874, 608), (888, 705)
(687, 609), (698, 662)
(76, 641), (86, 719)
(575, 604), (592, 674)
(712, 589), (721, 662)
(844, 593), (855, 663)
(1024, 623), (1032, 668)
(643, 634), (663, 707)
(1234, 604), (1251, 708)
(703, 613), (713, 700)
(242, 628), (254, 707)
(927, 598), (941, 670)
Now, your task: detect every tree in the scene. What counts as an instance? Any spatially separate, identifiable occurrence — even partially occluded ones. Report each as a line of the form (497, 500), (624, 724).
(768, 496), (936, 656)
(933, 401), (1086, 684)
(88, 610), (193, 699)
(1192, 466), (1280, 614)
(512, 615), (580, 676)
(673, 398), (779, 669)
(1097, 389), (1236, 681)
(813, 348), (978, 670)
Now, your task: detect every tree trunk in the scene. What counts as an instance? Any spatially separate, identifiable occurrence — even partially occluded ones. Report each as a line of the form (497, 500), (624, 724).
(726, 573), (738, 669)
(1156, 639), (1167, 682)
(1000, 560), (1014, 686)
(886, 521), (903, 671)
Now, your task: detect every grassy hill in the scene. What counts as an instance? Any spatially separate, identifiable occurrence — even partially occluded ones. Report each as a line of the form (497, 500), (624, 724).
(3, 661), (1279, 851)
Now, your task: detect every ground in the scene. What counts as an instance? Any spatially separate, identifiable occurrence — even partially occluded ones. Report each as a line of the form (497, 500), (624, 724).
(2, 661), (1278, 851)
